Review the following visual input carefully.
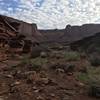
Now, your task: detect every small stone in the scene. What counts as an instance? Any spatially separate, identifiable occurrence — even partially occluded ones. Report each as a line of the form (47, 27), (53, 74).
(41, 78), (49, 84)
(56, 68), (64, 73)
(10, 81), (21, 87)
(75, 82), (85, 87)
(36, 95), (44, 100)
(50, 93), (55, 97)
(40, 52), (47, 58)
(67, 72), (73, 76)
(33, 86), (37, 90)
(34, 89), (40, 93)
(14, 81), (21, 85)
(78, 82), (85, 87)
(5, 74), (13, 78)
(65, 90), (75, 96)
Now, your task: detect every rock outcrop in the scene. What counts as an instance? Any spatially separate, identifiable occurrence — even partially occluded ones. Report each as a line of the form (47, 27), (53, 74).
(0, 15), (42, 53)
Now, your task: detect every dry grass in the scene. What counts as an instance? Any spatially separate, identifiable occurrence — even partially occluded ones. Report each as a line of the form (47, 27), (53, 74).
(64, 51), (80, 61)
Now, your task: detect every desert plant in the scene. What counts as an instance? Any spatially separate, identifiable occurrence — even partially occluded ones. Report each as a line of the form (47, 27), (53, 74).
(20, 55), (30, 65)
(28, 63), (42, 72)
(29, 57), (48, 71)
(77, 66), (100, 84)
(31, 57), (48, 65)
(64, 51), (80, 61)
(20, 57), (45, 72)
(77, 73), (90, 83)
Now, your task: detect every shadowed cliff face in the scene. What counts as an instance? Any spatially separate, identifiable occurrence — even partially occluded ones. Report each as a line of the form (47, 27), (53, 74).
(39, 24), (100, 44)
(63, 24), (100, 43)
(70, 32), (100, 53)
(39, 29), (65, 43)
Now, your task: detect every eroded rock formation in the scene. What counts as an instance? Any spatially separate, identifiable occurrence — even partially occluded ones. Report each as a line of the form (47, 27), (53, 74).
(0, 15), (42, 53)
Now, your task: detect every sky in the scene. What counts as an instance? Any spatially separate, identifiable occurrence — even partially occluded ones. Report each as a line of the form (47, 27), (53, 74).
(0, 0), (100, 29)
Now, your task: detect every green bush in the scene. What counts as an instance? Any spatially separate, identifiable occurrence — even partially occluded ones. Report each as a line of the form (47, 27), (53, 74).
(31, 57), (48, 65)
(77, 73), (90, 83)
(77, 66), (100, 84)
(64, 51), (80, 61)
(29, 57), (48, 72)
(28, 63), (42, 72)
(20, 57), (43, 72)
(77, 66), (100, 97)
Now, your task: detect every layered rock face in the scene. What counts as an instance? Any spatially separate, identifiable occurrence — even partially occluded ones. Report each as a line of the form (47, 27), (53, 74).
(70, 32), (100, 53)
(1, 14), (100, 47)
(1, 15), (41, 43)
(39, 29), (65, 43)
(62, 24), (100, 43)
(39, 24), (100, 44)
(0, 15), (42, 41)
(0, 15), (42, 53)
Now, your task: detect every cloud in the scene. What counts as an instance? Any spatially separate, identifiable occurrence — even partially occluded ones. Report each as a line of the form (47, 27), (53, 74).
(0, 0), (100, 29)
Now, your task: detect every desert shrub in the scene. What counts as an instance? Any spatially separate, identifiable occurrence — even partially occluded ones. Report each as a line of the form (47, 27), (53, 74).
(31, 57), (48, 65)
(20, 55), (30, 65)
(13, 56), (41, 73)
(28, 63), (42, 72)
(77, 66), (100, 84)
(77, 73), (90, 83)
(20, 57), (47, 72)
(77, 66), (100, 97)
(29, 57), (48, 71)
(64, 51), (80, 61)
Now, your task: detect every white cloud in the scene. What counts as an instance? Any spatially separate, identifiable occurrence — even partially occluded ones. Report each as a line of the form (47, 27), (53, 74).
(0, 0), (100, 29)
